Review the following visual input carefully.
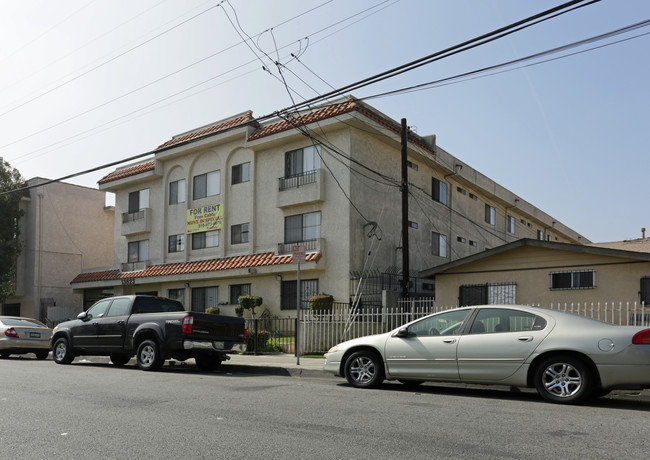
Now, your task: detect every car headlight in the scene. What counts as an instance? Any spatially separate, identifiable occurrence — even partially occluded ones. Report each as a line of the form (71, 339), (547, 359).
(327, 346), (339, 353)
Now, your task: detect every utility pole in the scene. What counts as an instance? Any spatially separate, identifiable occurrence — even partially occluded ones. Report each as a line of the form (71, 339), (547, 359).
(400, 118), (410, 298)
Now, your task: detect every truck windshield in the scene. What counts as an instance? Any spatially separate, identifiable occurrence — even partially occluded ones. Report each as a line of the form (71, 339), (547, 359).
(132, 297), (185, 314)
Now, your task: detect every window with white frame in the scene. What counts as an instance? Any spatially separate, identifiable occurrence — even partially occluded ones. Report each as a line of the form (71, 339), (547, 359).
(169, 179), (186, 205)
(432, 178), (448, 205)
(284, 212), (321, 243)
(128, 240), (149, 262)
(229, 284), (251, 304)
(285, 145), (321, 177)
(485, 204), (496, 225)
(231, 223), (249, 244)
(192, 230), (219, 249)
(193, 171), (220, 200)
(232, 162), (250, 184)
(550, 270), (595, 290)
(168, 234), (185, 253)
(128, 189), (149, 213)
(432, 232), (447, 257)
(508, 215), (516, 234)
(537, 230), (544, 240)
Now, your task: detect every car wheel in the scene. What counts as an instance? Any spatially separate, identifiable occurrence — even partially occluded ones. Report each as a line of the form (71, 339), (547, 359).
(195, 356), (222, 372)
(53, 337), (75, 365)
(110, 354), (131, 366)
(344, 350), (384, 388)
(136, 339), (164, 371)
(35, 350), (50, 360)
(534, 355), (592, 404)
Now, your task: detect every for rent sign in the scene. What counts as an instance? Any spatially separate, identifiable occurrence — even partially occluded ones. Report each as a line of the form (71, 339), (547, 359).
(186, 203), (224, 234)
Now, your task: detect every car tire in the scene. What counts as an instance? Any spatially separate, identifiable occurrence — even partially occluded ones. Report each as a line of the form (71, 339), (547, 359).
(35, 350), (50, 360)
(136, 339), (164, 371)
(52, 337), (75, 365)
(344, 350), (384, 389)
(110, 354), (131, 366)
(0, 352), (10, 358)
(534, 355), (593, 404)
(195, 356), (222, 372)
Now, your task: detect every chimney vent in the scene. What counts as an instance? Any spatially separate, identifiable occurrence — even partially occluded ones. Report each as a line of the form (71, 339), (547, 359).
(643, 228), (647, 239)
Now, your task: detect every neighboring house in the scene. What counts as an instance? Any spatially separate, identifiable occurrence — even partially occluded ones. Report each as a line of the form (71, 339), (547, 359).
(420, 238), (650, 310)
(2, 178), (115, 321)
(70, 97), (587, 316)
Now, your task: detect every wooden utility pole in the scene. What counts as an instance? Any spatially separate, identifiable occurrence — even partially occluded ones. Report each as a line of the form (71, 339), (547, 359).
(400, 118), (410, 298)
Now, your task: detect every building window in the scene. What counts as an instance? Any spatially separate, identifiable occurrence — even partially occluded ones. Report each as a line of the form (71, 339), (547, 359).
(457, 186), (466, 195)
(408, 221), (418, 229)
(457, 236), (466, 243)
(459, 283), (517, 306)
(285, 145), (321, 177)
(191, 286), (218, 312)
(192, 230), (219, 249)
(281, 279), (318, 310)
(168, 288), (185, 304)
(407, 160), (418, 171)
(168, 234), (185, 253)
(169, 179), (186, 205)
(193, 171), (220, 200)
(550, 270), (595, 290)
(432, 232), (447, 257)
(485, 204), (496, 225)
(537, 230), (544, 240)
(469, 193), (478, 200)
(508, 216), (516, 234)
(232, 162), (250, 184)
(128, 240), (149, 262)
(469, 240), (478, 247)
(641, 277), (650, 304)
(231, 223), (249, 244)
(229, 284), (251, 304)
(128, 189), (149, 213)
(284, 212), (320, 244)
(432, 178), (448, 205)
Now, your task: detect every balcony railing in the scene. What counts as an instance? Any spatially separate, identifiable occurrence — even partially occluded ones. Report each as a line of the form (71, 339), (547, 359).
(277, 238), (322, 255)
(121, 260), (151, 273)
(122, 210), (145, 223)
(278, 170), (318, 191)
(121, 208), (151, 236)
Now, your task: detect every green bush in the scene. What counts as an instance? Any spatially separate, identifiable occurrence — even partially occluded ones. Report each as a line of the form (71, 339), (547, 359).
(238, 295), (263, 318)
(309, 294), (334, 312)
(205, 307), (220, 315)
(245, 330), (272, 352)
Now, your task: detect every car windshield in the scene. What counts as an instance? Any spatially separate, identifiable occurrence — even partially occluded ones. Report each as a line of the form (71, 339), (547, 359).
(0, 318), (46, 328)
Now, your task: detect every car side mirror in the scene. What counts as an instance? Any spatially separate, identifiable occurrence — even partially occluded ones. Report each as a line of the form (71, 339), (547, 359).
(77, 311), (89, 321)
(394, 327), (410, 338)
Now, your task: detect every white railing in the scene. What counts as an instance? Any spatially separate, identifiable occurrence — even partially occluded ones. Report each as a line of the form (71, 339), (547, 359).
(546, 302), (649, 326)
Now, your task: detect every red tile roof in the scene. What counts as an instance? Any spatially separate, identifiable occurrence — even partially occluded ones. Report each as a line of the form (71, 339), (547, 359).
(71, 251), (322, 284)
(98, 161), (155, 185)
(156, 112), (255, 150)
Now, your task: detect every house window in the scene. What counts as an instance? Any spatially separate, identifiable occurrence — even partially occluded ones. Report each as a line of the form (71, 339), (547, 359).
(284, 212), (321, 243)
(285, 145), (321, 177)
(508, 216), (516, 234)
(550, 270), (595, 290)
(281, 279), (318, 310)
(459, 283), (517, 306)
(191, 286), (218, 312)
(168, 288), (185, 304)
(193, 171), (220, 200)
(485, 204), (496, 225)
(641, 277), (650, 304)
(192, 230), (219, 249)
(231, 223), (250, 244)
(457, 187), (466, 195)
(232, 162), (250, 184)
(408, 221), (418, 229)
(407, 160), (418, 171)
(128, 189), (149, 213)
(168, 234), (185, 253)
(457, 236), (466, 243)
(169, 179), (186, 205)
(229, 284), (251, 304)
(537, 230), (544, 240)
(432, 232), (447, 257)
(432, 178), (448, 205)
(128, 240), (149, 263)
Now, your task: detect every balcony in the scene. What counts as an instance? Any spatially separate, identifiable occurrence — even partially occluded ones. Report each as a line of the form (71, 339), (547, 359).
(121, 208), (152, 236)
(121, 260), (151, 273)
(276, 169), (324, 209)
(277, 238), (323, 256)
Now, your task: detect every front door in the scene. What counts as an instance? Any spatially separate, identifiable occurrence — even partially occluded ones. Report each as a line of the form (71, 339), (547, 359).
(95, 297), (130, 351)
(71, 299), (113, 350)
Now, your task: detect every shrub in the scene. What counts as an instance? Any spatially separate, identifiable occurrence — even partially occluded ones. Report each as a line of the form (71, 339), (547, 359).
(238, 295), (263, 318)
(245, 330), (272, 352)
(309, 294), (334, 312)
(205, 307), (220, 315)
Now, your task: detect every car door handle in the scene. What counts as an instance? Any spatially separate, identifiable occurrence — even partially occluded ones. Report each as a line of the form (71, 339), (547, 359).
(92, 322), (99, 327)
(118, 320), (125, 325)
(443, 338), (456, 344)
(517, 336), (533, 342)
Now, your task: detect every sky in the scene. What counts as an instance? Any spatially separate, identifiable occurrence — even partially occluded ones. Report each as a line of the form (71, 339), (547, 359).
(0, 0), (647, 244)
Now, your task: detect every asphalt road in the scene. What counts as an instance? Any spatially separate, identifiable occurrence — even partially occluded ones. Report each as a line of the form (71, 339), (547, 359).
(2, 356), (649, 460)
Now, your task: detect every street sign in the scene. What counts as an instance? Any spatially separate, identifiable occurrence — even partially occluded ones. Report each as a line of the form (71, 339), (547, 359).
(292, 244), (306, 264)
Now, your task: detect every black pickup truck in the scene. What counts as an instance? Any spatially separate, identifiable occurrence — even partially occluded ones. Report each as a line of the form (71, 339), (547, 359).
(51, 295), (246, 371)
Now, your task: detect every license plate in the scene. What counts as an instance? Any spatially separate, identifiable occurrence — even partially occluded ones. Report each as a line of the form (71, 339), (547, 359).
(29, 332), (41, 338)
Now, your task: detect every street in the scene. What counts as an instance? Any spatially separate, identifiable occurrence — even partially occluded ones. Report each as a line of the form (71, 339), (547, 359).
(2, 356), (649, 460)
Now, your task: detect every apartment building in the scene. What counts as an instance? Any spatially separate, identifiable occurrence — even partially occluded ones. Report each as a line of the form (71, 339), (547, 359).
(70, 98), (587, 316)
(2, 178), (114, 321)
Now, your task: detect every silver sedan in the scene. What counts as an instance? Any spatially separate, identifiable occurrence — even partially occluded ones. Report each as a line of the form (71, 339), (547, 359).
(0, 316), (52, 359)
(323, 305), (650, 404)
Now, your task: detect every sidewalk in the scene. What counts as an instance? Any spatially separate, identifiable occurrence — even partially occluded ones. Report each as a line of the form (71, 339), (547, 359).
(221, 353), (330, 378)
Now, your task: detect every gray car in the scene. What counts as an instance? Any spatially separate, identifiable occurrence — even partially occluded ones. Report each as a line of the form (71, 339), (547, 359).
(323, 305), (650, 404)
(0, 316), (52, 359)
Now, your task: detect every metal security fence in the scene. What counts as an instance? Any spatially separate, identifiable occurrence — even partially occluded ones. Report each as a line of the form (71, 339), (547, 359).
(546, 302), (649, 326)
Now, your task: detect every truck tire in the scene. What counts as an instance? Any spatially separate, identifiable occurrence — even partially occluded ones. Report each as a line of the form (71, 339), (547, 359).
(136, 339), (164, 371)
(53, 337), (75, 364)
(195, 356), (222, 372)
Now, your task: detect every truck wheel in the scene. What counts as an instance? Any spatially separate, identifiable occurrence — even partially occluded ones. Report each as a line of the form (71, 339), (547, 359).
(136, 339), (164, 371)
(110, 354), (131, 366)
(53, 337), (75, 364)
(195, 356), (222, 372)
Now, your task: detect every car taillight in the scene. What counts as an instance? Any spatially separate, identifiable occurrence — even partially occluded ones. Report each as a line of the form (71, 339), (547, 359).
(243, 328), (247, 338)
(632, 329), (650, 344)
(4, 328), (18, 338)
(182, 316), (194, 334)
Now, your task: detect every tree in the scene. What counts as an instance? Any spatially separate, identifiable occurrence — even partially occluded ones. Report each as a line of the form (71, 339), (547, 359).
(0, 158), (24, 304)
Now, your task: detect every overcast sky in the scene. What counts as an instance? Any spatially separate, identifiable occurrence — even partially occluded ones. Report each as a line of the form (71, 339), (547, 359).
(0, 0), (647, 243)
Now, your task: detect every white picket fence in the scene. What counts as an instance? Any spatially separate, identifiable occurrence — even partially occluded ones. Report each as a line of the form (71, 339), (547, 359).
(298, 299), (649, 353)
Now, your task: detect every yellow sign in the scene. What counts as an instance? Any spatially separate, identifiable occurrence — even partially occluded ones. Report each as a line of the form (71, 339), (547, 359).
(186, 203), (224, 234)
